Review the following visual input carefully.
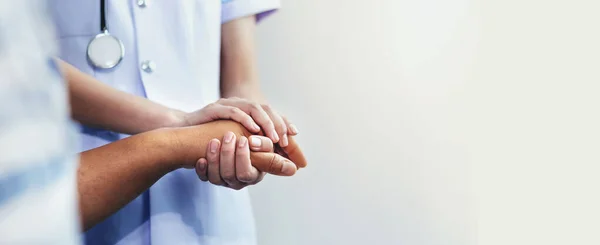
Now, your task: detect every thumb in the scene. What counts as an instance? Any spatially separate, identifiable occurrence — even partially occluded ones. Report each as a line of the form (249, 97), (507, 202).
(250, 152), (297, 176)
(280, 136), (307, 169)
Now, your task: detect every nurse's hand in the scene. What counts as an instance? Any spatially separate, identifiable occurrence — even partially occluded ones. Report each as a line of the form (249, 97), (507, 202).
(182, 97), (299, 147)
(194, 134), (274, 190)
(173, 120), (307, 174)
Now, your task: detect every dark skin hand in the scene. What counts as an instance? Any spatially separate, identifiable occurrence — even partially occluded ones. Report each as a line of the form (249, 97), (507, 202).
(78, 120), (307, 231)
(172, 120), (307, 171)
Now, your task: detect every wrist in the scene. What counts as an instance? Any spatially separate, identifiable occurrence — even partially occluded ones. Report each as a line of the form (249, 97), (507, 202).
(164, 125), (211, 168)
(164, 109), (188, 128)
(222, 89), (266, 104)
(142, 128), (192, 170)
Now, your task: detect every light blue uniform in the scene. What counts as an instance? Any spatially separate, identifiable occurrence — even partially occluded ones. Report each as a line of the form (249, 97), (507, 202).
(0, 1), (80, 244)
(49, 0), (279, 244)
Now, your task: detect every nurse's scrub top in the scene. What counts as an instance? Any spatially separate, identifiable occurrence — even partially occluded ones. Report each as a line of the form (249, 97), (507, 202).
(0, 0), (81, 244)
(49, 1), (280, 245)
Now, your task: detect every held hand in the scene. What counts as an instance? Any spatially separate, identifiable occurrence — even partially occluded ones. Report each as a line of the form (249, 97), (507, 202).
(195, 134), (275, 190)
(182, 97), (299, 147)
(172, 120), (307, 172)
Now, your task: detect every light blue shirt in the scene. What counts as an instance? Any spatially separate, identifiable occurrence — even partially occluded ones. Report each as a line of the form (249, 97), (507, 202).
(49, 1), (279, 244)
(0, 1), (80, 244)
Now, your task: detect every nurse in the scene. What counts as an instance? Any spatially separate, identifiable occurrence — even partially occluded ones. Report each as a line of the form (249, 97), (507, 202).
(50, 0), (290, 245)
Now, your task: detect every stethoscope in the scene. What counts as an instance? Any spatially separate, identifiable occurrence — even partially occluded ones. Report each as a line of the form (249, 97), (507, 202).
(87, 0), (125, 69)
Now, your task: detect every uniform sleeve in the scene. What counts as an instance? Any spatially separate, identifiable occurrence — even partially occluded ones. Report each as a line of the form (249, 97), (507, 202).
(221, 0), (280, 24)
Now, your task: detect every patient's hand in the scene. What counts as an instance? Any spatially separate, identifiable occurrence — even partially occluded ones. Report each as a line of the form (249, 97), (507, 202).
(170, 120), (307, 176)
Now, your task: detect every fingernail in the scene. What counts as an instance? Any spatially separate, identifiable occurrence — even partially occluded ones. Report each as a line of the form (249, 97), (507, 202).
(250, 136), (262, 147)
(281, 134), (289, 147)
(210, 140), (218, 153)
(253, 123), (261, 131)
(281, 160), (297, 175)
(289, 124), (298, 134)
(273, 133), (280, 143)
(238, 136), (247, 148)
(224, 132), (234, 143)
(198, 160), (207, 171)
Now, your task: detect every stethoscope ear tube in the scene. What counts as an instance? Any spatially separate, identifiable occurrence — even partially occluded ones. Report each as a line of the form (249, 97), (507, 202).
(87, 0), (124, 69)
(100, 0), (107, 31)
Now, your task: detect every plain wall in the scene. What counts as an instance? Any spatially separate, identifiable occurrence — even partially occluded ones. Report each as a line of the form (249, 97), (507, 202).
(250, 1), (474, 244)
(249, 0), (600, 245)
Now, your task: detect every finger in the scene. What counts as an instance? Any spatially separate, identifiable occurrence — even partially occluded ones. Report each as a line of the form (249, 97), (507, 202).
(220, 132), (241, 187)
(235, 136), (261, 183)
(282, 116), (299, 136)
(219, 99), (279, 143)
(248, 172), (267, 185)
(209, 104), (261, 133)
(262, 105), (288, 147)
(281, 136), (308, 169)
(248, 135), (274, 152)
(250, 152), (297, 176)
(207, 139), (224, 186)
(195, 158), (209, 182)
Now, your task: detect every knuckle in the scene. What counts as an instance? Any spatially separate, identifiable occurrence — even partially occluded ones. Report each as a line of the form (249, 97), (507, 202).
(222, 172), (236, 182)
(205, 103), (218, 110)
(264, 119), (275, 128)
(236, 146), (250, 155)
(220, 146), (235, 154)
(237, 171), (255, 182)
(207, 153), (219, 161)
(229, 107), (243, 115)
(223, 178), (236, 184)
(248, 174), (264, 185)
(268, 154), (282, 173)
(276, 123), (287, 133)
(207, 157), (218, 165)
(261, 104), (272, 111)
(250, 103), (262, 110)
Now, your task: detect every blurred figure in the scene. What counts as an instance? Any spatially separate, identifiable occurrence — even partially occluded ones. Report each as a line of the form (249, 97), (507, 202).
(50, 0), (290, 244)
(0, 1), (81, 244)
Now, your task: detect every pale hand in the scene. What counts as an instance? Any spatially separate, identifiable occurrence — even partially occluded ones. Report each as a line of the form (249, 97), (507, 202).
(195, 134), (273, 190)
(181, 97), (299, 147)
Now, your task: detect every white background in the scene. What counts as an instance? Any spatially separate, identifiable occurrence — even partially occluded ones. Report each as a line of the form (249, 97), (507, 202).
(249, 0), (600, 244)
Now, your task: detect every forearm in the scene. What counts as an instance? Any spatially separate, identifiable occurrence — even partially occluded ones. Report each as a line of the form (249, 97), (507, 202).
(77, 129), (178, 230)
(77, 120), (305, 230)
(57, 59), (185, 135)
(77, 125), (215, 231)
(220, 15), (266, 103)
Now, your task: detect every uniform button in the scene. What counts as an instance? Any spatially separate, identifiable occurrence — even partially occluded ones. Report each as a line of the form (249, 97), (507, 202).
(137, 0), (147, 8)
(141, 60), (156, 73)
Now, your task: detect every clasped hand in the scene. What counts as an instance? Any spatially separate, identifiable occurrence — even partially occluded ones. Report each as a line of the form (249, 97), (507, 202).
(177, 97), (305, 190)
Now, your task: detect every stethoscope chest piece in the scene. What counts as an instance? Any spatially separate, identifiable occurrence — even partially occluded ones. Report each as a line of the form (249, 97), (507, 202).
(87, 30), (124, 69)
